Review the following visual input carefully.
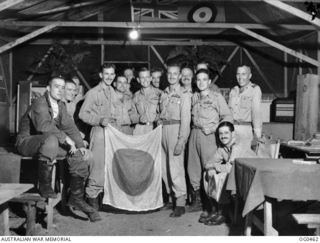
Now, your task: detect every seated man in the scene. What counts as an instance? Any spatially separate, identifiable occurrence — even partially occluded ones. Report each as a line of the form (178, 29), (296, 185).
(203, 121), (256, 225)
(15, 76), (101, 222)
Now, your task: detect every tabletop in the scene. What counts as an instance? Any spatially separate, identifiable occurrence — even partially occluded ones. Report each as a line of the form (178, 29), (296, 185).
(281, 142), (320, 155)
(0, 183), (33, 205)
(226, 158), (320, 216)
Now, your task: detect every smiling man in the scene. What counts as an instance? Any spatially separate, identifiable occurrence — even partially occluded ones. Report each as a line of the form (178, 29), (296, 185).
(187, 69), (233, 219)
(203, 121), (256, 226)
(16, 76), (101, 222)
(181, 66), (194, 93)
(158, 63), (192, 217)
(79, 63), (118, 211)
(133, 67), (161, 135)
(228, 65), (262, 150)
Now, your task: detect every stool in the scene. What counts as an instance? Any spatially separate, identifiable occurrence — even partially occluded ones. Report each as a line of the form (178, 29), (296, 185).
(293, 214), (320, 236)
(0, 152), (66, 234)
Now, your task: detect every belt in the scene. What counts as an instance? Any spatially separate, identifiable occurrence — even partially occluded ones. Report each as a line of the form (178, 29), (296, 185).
(120, 123), (133, 127)
(138, 122), (155, 126)
(233, 121), (252, 126)
(160, 120), (180, 125)
(192, 124), (217, 132)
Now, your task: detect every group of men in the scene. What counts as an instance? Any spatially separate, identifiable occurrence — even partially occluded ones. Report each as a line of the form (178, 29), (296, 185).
(16, 61), (262, 226)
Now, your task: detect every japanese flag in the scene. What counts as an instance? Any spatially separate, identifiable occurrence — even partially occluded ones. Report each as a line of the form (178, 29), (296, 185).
(103, 124), (163, 211)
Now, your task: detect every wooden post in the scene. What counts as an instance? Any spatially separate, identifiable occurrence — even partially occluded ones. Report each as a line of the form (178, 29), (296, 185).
(294, 74), (319, 140)
(284, 53), (288, 97)
(318, 32), (320, 132)
(98, 12), (104, 65)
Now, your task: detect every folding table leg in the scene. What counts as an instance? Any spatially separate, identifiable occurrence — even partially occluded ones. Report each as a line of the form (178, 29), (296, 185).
(264, 200), (278, 236)
(245, 212), (253, 236)
(0, 203), (10, 235)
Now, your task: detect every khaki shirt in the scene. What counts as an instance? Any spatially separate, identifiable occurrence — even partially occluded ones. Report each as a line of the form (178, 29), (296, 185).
(79, 82), (116, 126)
(210, 83), (220, 93)
(182, 86), (193, 94)
(133, 86), (162, 123)
(192, 90), (233, 133)
(206, 139), (256, 172)
(112, 92), (139, 126)
(228, 82), (262, 137)
(159, 85), (192, 143)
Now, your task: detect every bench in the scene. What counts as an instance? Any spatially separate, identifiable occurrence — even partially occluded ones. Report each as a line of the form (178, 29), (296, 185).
(293, 214), (320, 236)
(0, 151), (66, 235)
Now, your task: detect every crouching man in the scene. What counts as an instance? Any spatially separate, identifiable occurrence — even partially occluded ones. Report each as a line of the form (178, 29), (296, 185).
(203, 121), (256, 225)
(15, 76), (101, 222)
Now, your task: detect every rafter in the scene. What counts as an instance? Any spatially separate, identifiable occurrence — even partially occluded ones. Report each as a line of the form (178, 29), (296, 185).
(263, 0), (320, 28)
(0, 23), (58, 54)
(0, 21), (315, 30)
(0, 0), (24, 12)
(235, 25), (320, 67)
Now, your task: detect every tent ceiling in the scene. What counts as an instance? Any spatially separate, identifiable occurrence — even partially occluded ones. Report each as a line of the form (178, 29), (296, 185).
(0, 0), (318, 47)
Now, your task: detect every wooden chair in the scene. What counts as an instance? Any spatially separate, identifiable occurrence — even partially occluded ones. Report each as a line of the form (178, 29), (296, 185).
(293, 214), (320, 236)
(0, 152), (66, 235)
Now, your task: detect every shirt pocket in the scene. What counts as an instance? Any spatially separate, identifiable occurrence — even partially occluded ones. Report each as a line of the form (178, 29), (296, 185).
(200, 101), (218, 118)
(240, 96), (252, 109)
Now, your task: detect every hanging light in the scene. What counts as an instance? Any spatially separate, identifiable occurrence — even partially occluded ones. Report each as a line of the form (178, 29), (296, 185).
(129, 28), (140, 40)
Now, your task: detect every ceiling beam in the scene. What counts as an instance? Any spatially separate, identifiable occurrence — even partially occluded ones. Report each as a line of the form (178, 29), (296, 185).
(28, 39), (268, 47)
(0, 23), (58, 54)
(0, 0), (24, 12)
(263, 0), (320, 28)
(235, 25), (320, 67)
(0, 21), (315, 30)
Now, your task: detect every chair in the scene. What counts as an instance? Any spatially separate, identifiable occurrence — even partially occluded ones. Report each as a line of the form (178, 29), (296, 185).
(244, 138), (280, 236)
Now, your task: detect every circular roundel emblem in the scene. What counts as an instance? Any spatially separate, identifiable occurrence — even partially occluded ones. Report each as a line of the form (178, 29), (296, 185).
(188, 3), (217, 23)
(112, 148), (155, 196)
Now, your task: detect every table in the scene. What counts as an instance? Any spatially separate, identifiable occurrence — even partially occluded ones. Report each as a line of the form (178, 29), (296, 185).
(226, 158), (320, 235)
(0, 183), (33, 235)
(281, 142), (320, 159)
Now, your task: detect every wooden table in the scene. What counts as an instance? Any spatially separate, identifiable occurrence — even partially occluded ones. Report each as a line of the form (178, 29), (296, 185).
(0, 183), (33, 235)
(281, 142), (320, 160)
(226, 158), (320, 235)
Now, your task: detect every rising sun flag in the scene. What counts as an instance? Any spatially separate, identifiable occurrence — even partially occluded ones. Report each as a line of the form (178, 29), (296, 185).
(103, 124), (163, 211)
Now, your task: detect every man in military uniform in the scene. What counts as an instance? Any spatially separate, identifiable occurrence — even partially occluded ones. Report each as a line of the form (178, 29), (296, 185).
(112, 75), (139, 135)
(195, 61), (220, 93)
(228, 65), (262, 150)
(133, 67), (162, 135)
(181, 66), (194, 93)
(16, 76), (101, 222)
(151, 68), (163, 90)
(203, 121), (256, 226)
(187, 69), (233, 218)
(79, 63), (117, 210)
(124, 67), (141, 95)
(64, 80), (78, 119)
(158, 63), (192, 217)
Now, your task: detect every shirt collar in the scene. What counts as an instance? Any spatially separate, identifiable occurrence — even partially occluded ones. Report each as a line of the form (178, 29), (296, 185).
(239, 82), (252, 93)
(165, 84), (181, 94)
